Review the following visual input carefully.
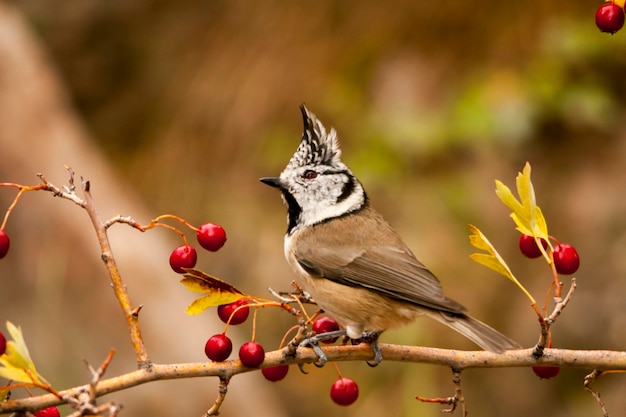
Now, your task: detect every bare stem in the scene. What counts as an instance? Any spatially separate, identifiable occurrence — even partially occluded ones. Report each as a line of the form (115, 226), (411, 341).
(533, 278), (576, 357)
(2, 172), (149, 366)
(81, 180), (150, 367)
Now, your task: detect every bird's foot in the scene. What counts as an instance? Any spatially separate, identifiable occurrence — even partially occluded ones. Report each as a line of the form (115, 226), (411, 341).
(360, 331), (383, 367)
(299, 329), (347, 366)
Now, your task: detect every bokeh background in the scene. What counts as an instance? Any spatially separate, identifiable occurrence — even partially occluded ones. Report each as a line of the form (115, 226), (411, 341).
(1, 1), (626, 416)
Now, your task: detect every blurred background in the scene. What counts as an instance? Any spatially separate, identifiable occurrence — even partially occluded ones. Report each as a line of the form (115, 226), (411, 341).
(1, 0), (626, 416)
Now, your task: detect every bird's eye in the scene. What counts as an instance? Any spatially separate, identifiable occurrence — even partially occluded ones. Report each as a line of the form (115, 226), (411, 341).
(303, 170), (317, 180)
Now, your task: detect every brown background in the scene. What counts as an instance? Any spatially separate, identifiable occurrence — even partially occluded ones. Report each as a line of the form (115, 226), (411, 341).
(1, 1), (626, 416)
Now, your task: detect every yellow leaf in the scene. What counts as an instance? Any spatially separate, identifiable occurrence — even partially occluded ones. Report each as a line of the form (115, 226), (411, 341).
(470, 253), (513, 278)
(0, 322), (47, 384)
(494, 180), (523, 214)
(180, 269), (247, 315)
(468, 225), (535, 304)
(0, 359), (34, 383)
(0, 387), (9, 402)
(495, 162), (549, 241)
(185, 293), (245, 315)
(516, 162), (536, 210)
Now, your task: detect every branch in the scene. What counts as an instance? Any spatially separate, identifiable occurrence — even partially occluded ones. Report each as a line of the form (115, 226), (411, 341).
(81, 179), (150, 368)
(2, 171), (151, 367)
(2, 344), (626, 413)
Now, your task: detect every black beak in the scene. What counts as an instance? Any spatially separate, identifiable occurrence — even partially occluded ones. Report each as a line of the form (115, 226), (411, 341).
(259, 177), (283, 189)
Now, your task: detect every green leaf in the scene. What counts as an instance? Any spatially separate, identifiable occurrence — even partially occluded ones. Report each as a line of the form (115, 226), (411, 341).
(468, 225), (535, 304)
(180, 269), (247, 315)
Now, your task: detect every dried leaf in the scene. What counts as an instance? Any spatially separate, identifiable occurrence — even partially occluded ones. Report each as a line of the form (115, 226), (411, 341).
(180, 269), (246, 315)
(181, 269), (244, 295)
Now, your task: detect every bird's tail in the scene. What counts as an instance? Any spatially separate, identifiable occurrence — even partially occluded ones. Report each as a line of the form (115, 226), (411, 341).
(429, 311), (521, 353)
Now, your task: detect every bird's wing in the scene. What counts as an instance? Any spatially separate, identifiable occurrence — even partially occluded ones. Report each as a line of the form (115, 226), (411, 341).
(295, 244), (467, 314)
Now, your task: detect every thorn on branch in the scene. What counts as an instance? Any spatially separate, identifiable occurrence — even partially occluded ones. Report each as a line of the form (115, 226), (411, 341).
(65, 166), (77, 194)
(131, 305), (143, 318)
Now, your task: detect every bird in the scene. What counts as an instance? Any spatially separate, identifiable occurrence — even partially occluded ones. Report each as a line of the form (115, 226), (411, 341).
(260, 104), (520, 363)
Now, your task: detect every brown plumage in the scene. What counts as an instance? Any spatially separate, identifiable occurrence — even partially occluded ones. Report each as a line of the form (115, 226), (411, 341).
(261, 104), (520, 354)
(286, 202), (519, 352)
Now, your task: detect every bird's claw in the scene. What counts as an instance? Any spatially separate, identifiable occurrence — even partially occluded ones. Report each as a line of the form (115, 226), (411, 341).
(299, 329), (347, 366)
(299, 329), (383, 366)
(361, 331), (383, 367)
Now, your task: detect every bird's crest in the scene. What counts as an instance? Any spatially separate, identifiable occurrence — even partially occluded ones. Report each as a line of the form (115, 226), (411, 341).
(286, 104), (343, 171)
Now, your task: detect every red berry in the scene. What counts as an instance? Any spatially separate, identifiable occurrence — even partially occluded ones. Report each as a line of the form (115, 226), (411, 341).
(0, 230), (10, 259)
(169, 245), (197, 273)
(532, 366), (561, 379)
(239, 341), (265, 368)
(261, 365), (289, 382)
(217, 299), (250, 325)
(596, 3), (625, 34)
(197, 223), (227, 252)
(330, 377), (359, 406)
(518, 234), (548, 259)
(33, 407), (61, 417)
(553, 243), (580, 275)
(312, 316), (341, 344)
(0, 331), (6, 356)
(205, 334), (233, 362)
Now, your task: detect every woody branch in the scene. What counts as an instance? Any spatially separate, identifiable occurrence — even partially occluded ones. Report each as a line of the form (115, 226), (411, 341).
(1, 345), (626, 414)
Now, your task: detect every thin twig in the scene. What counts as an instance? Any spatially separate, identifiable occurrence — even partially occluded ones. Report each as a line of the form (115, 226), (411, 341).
(584, 370), (610, 417)
(533, 278), (576, 357)
(204, 376), (230, 416)
(417, 369), (466, 416)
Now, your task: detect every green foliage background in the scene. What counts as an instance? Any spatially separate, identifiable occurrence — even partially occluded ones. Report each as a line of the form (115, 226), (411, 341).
(4, 1), (626, 416)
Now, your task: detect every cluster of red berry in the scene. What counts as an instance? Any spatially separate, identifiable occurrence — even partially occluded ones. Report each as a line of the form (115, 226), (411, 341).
(596, 1), (626, 34)
(311, 317), (359, 405)
(0, 221), (228, 274)
(204, 307), (359, 406)
(169, 222), (227, 273)
(204, 299), (264, 366)
(518, 234), (579, 380)
(518, 235), (580, 275)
